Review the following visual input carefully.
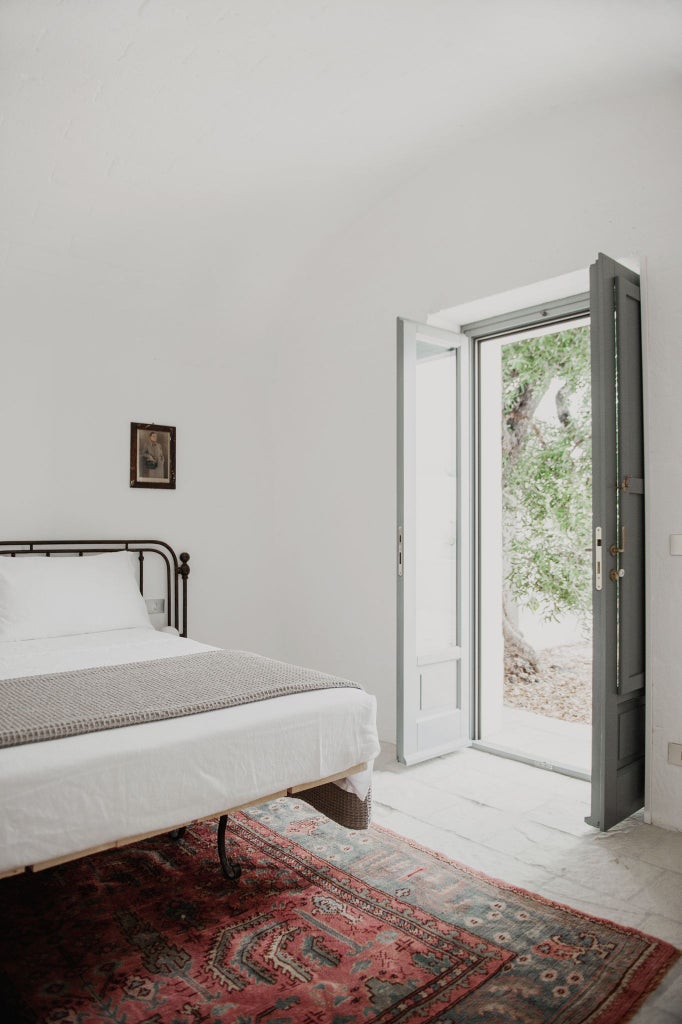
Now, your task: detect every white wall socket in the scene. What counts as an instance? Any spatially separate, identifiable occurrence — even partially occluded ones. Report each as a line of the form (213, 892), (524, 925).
(668, 742), (682, 767)
(145, 597), (165, 615)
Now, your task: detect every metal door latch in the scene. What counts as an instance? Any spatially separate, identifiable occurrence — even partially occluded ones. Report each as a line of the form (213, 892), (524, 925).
(595, 527), (603, 591)
(609, 568), (625, 582)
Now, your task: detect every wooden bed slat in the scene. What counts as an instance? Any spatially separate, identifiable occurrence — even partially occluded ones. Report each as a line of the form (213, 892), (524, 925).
(0, 864), (24, 880)
(288, 762), (366, 793)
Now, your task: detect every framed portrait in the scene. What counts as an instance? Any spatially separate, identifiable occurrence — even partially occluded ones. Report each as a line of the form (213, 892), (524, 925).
(130, 423), (176, 489)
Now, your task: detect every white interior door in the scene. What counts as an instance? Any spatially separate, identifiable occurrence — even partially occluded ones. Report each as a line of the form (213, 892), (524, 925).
(397, 319), (471, 764)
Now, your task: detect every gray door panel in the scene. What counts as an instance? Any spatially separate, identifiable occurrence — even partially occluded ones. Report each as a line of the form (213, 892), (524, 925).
(587, 254), (645, 831)
(616, 278), (645, 696)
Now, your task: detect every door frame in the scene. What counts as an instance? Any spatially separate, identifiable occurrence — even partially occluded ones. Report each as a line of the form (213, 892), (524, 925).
(463, 293), (592, 778)
(397, 271), (647, 824)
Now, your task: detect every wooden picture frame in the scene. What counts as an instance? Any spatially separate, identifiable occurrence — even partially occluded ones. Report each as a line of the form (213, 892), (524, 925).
(130, 423), (176, 489)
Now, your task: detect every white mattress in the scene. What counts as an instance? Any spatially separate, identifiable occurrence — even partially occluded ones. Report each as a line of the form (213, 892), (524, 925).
(0, 629), (379, 874)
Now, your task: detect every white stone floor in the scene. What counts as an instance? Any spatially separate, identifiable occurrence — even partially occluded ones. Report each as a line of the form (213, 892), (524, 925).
(483, 705), (592, 776)
(372, 743), (682, 1023)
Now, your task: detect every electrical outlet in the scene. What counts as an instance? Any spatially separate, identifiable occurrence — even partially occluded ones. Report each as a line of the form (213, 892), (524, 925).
(668, 742), (682, 767)
(145, 597), (165, 615)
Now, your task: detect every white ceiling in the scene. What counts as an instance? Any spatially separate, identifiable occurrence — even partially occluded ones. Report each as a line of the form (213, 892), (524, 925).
(2, 1), (681, 288)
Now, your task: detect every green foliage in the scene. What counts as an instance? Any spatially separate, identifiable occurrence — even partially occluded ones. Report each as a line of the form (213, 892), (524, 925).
(502, 326), (591, 623)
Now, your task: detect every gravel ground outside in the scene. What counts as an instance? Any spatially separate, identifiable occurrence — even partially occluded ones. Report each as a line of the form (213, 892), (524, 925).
(504, 641), (592, 724)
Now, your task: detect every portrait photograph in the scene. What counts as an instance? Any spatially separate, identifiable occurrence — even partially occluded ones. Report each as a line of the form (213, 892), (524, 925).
(130, 423), (176, 489)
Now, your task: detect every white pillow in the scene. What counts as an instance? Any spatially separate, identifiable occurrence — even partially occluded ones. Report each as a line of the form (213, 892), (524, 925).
(0, 551), (153, 641)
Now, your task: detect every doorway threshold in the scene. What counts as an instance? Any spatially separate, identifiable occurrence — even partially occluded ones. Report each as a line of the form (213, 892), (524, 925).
(478, 704), (591, 777)
(471, 740), (590, 782)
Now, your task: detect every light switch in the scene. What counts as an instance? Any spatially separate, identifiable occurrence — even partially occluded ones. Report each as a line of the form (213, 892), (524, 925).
(669, 536), (682, 555)
(668, 742), (682, 767)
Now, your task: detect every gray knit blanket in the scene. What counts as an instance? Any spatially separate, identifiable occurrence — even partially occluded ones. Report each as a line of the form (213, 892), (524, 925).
(0, 650), (362, 749)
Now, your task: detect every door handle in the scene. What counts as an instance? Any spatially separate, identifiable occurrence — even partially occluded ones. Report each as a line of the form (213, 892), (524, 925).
(609, 527), (625, 557)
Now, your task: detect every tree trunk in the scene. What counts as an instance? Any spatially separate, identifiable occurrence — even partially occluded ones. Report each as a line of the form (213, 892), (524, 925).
(503, 377), (551, 467)
(502, 591), (540, 686)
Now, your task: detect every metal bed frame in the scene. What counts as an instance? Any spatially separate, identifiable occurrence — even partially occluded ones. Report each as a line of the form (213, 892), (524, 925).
(0, 539), (366, 882)
(0, 540), (249, 876)
(0, 539), (191, 637)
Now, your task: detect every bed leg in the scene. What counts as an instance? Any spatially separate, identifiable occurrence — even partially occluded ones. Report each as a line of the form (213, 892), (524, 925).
(217, 815), (242, 881)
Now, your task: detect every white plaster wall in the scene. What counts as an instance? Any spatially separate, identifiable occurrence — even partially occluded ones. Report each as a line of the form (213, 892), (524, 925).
(0, 237), (285, 656)
(268, 85), (682, 831)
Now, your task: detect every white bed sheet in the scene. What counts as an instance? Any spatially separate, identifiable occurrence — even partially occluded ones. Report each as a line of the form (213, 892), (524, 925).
(0, 629), (379, 874)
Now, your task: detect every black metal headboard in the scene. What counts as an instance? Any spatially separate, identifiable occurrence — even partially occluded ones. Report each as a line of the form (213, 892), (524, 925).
(0, 540), (191, 637)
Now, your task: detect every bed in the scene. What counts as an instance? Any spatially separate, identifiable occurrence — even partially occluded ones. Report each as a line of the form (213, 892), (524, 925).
(0, 540), (380, 881)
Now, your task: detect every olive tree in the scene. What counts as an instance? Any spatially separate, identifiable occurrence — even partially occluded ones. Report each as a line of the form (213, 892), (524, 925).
(501, 326), (591, 675)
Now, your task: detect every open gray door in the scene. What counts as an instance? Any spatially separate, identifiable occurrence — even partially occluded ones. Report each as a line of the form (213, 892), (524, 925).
(587, 253), (645, 831)
(397, 319), (471, 765)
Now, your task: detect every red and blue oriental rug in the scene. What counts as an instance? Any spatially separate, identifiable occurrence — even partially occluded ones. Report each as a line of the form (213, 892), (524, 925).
(0, 797), (678, 1023)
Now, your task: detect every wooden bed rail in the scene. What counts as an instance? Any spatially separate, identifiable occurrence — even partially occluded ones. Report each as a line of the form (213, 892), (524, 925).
(0, 763), (368, 880)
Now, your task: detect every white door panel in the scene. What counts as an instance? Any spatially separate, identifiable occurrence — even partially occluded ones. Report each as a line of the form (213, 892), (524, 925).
(397, 320), (471, 764)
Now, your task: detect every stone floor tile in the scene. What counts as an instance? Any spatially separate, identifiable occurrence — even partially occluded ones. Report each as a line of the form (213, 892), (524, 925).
(628, 871), (682, 921)
(424, 793), (517, 843)
(594, 824), (682, 875)
(545, 847), (666, 902)
(637, 913), (682, 948)
(371, 772), (452, 822)
(481, 819), (584, 870)
(526, 797), (594, 836)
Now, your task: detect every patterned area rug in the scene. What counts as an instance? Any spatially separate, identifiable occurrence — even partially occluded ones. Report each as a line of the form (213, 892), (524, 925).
(0, 798), (678, 1023)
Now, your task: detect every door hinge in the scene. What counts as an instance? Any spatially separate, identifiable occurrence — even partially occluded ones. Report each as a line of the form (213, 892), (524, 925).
(398, 526), (403, 577)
